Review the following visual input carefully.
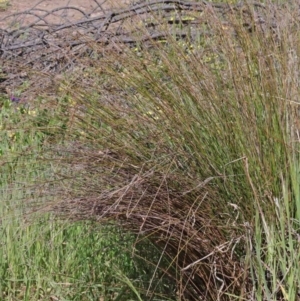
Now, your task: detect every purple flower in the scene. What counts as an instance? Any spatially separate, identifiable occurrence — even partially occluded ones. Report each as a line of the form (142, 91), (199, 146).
(10, 96), (20, 103)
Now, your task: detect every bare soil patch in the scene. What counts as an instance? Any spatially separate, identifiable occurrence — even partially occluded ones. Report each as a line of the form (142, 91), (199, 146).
(0, 0), (131, 28)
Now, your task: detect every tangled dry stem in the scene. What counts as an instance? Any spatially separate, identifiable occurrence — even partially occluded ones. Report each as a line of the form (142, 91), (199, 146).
(52, 143), (251, 300)
(0, 0), (291, 94)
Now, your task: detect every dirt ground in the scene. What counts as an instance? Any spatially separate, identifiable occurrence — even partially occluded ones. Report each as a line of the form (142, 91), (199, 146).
(0, 0), (134, 97)
(0, 0), (132, 28)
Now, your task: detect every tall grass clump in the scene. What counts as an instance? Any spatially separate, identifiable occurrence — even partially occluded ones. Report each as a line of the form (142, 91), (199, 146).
(53, 2), (300, 300)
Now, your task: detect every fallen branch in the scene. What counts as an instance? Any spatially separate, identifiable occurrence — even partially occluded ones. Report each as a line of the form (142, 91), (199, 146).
(0, 0), (291, 93)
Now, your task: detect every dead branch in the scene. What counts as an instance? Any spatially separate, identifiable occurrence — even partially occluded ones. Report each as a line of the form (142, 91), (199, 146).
(0, 0), (293, 94)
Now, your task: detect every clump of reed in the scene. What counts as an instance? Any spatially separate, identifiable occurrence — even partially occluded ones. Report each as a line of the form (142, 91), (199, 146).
(53, 2), (300, 300)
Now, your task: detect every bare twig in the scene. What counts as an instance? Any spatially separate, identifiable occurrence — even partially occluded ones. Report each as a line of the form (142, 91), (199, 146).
(0, 0), (289, 93)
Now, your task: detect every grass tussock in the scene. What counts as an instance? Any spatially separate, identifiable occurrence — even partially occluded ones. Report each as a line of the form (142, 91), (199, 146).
(50, 2), (300, 301)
